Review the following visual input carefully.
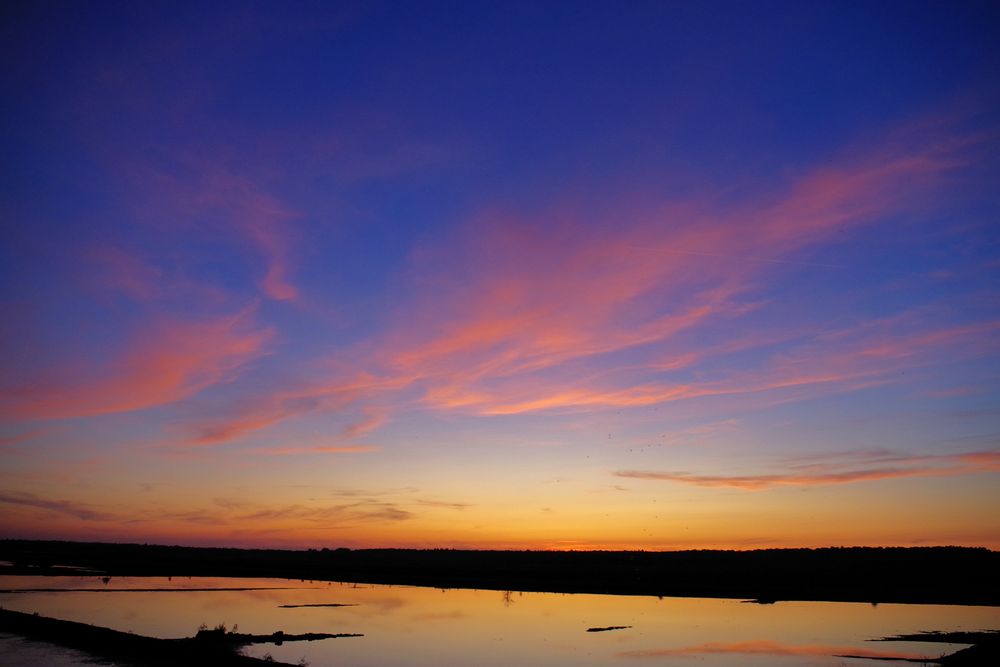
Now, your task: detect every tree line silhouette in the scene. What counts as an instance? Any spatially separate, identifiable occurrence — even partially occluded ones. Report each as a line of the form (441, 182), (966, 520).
(2, 540), (997, 605)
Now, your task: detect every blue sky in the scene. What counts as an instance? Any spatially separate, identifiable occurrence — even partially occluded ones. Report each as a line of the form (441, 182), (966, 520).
(1, 1), (998, 549)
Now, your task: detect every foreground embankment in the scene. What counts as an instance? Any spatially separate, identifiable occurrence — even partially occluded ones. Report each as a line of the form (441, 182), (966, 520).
(0, 608), (296, 666)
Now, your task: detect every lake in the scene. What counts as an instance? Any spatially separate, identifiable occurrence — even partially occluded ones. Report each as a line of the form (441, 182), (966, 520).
(1, 575), (996, 666)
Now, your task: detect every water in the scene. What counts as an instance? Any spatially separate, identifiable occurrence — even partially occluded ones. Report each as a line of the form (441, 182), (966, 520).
(0, 632), (114, 666)
(1, 575), (996, 666)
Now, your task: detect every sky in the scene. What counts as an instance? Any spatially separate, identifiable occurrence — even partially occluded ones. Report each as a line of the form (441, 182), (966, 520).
(1, 1), (999, 551)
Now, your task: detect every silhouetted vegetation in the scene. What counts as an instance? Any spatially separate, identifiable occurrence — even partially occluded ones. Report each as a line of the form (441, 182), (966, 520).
(1, 540), (997, 605)
(194, 623), (362, 645)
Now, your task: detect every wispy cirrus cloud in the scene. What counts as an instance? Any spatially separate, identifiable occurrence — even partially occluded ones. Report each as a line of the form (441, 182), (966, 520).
(617, 467), (954, 490)
(415, 498), (472, 510)
(169, 113), (996, 443)
(0, 491), (116, 521)
(255, 444), (380, 456)
(339, 406), (389, 439)
(329, 486), (420, 497)
(83, 245), (165, 303)
(616, 449), (1000, 490)
(786, 448), (1000, 470)
(361, 115), (990, 418)
(81, 244), (233, 308)
(193, 166), (301, 302)
(240, 501), (412, 524)
(121, 151), (301, 302)
(1, 490), (425, 536)
(417, 317), (998, 416)
(154, 509), (230, 526)
(1, 310), (272, 421)
(184, 373), (407, 445)
(188, 403), (298, 445)
(0, 428), (48, 447)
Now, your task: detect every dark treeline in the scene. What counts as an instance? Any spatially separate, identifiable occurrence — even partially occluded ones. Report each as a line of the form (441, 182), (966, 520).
(1, 540), (997, 605)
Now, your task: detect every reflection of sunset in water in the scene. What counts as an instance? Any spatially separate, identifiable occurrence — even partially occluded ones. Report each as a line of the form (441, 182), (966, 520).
(1, 576), (995, 666)
(618, 640), (924, 660)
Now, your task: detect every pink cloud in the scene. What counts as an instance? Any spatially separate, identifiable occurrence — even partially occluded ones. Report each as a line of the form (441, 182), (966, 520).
(189, 164), (301, 301)
(80, 243), (234, 308)
(184, 373), (409, 445)
(255, 444), (380, 455)
(409, 311), (998, 416)
(956, 451), (1000, 467)
(340, 406), (388, 439)
(189, 405), (294, 445)
(353, 115), (987, 418)
(82, 245), (164, 302)
(167, 113), (994, 441)
(120, 151), (301, 302)
(0, 428), (48, 447)
(1, 311), (272, 420)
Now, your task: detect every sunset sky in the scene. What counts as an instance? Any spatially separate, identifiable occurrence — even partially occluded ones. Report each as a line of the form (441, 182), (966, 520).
(2, 1), (999, 550)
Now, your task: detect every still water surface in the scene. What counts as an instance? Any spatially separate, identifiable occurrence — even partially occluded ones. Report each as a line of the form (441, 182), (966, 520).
(1, 575), (996, 666)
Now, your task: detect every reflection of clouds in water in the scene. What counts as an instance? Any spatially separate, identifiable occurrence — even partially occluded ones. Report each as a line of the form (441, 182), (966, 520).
(356, 595), (409, 613)
(618, 640), (927, 660)
(197, 587), (304, 611)
(252, 582), (413, 620)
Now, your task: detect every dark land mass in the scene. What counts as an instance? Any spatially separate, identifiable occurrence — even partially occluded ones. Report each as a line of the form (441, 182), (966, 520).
(837, 631), (1000, 665)
(278, 603), (358, 608)
(586, 625), (631, 632)
(0, 586), (314, 593)
(1, 540), (998, 605)
(0, 608), (359, 666)
(877, 631), (1000, 645)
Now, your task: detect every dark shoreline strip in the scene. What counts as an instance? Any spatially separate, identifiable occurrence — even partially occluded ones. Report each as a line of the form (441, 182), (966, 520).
(0, 587), (317, 593)
(207, 629), (364, 644)
(834, 656), (936, 663)
(875, 630), (1000, 644)
(3, 542), (998, 606)
(278, 603), (358, 608)
(835, 630), (1000, 665)
(587, 625), (631, 632)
